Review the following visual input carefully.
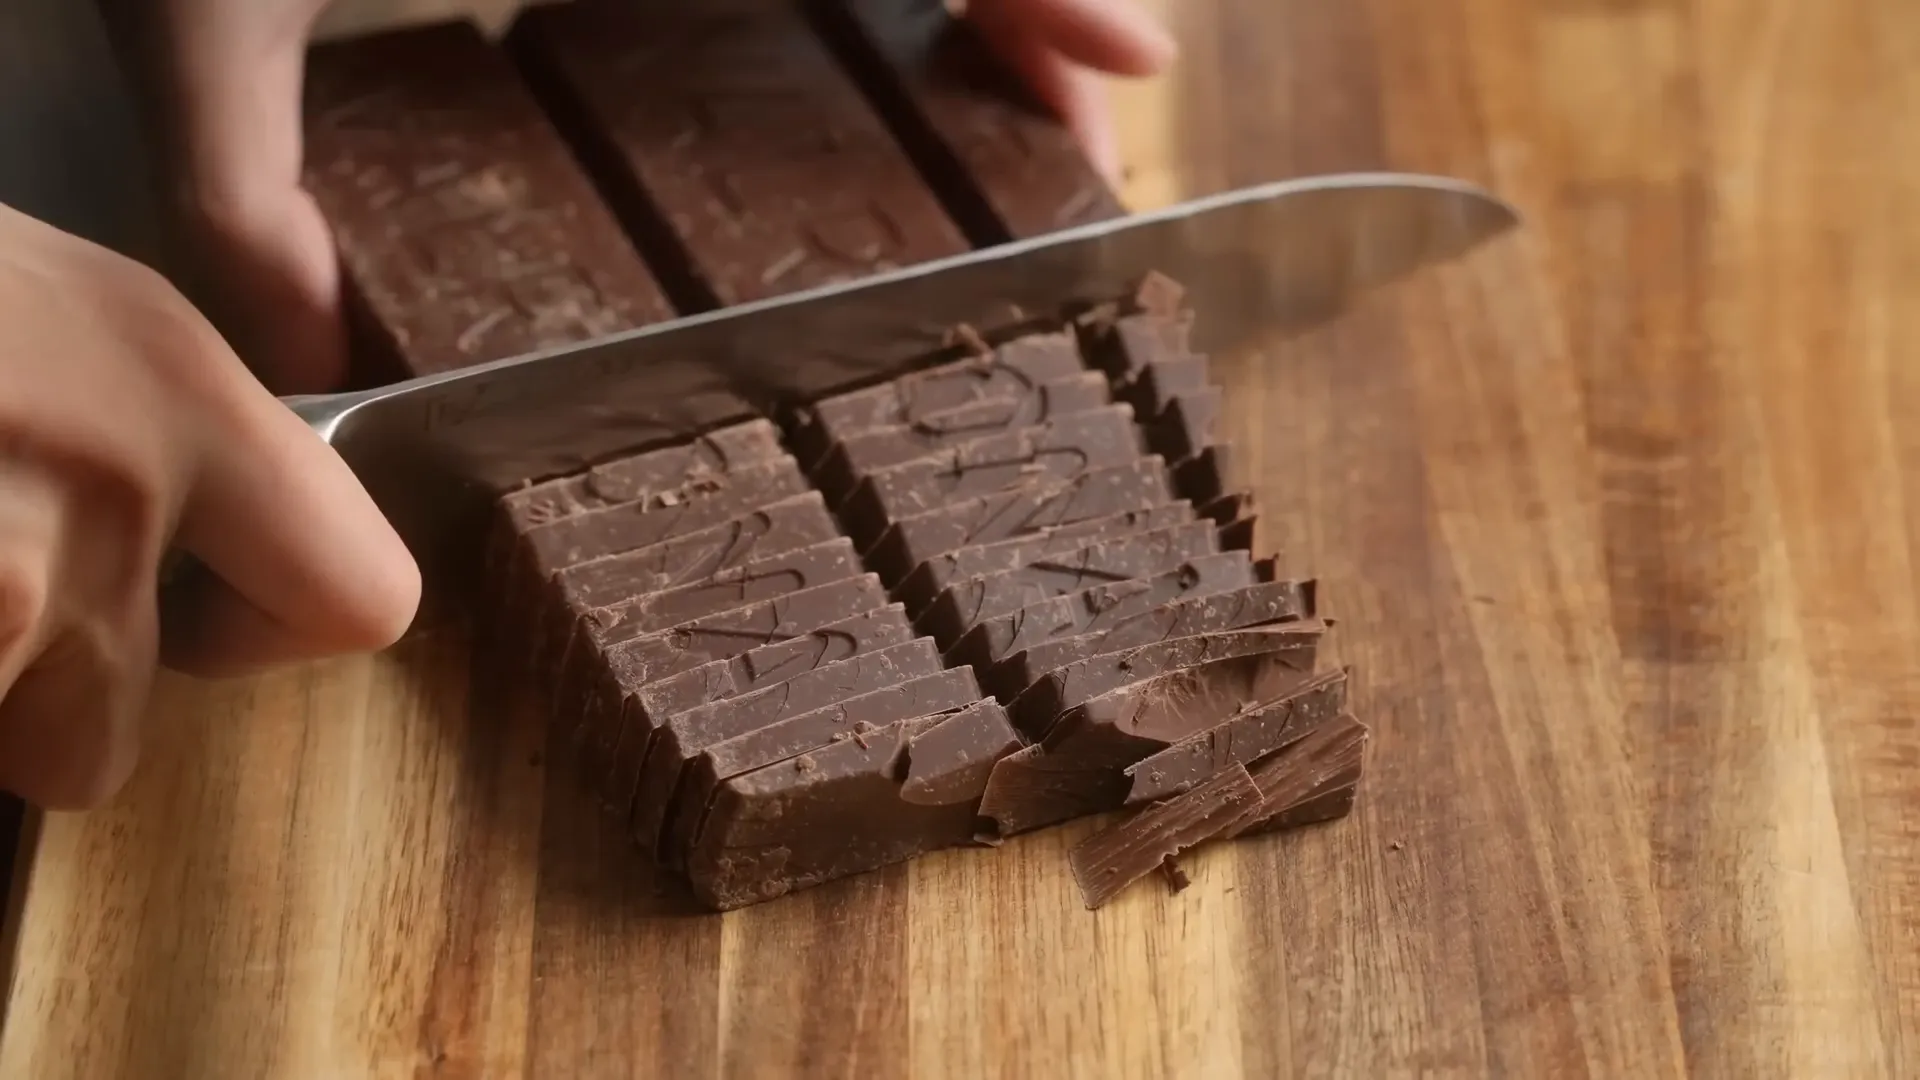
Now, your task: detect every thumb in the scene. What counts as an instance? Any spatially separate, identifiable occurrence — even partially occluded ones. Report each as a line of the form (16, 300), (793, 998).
(160, 376), (419, 677)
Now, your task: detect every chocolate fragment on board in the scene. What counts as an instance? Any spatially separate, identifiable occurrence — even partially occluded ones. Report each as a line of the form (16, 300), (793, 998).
(1172, 446), (1234, 506)
(509, 0), (968, 308)
(868, 457), (1173, 585)
(1122, 667), (1350, 806)
(303, 20), (673, 379)
(1221, 714), (1370, 838)
(810, 0), (1126, 243)
(1068, 764), (1262, 910)
(809, 371), (1113, 497)
(685, 700), (1021, 910)
(1146, 389), (1223, 463)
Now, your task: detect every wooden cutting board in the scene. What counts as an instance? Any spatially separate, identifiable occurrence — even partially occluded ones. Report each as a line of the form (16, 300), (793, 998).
(4, 0), (1917, 1076)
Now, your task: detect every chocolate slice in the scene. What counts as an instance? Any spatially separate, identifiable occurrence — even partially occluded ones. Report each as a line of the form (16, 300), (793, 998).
(583, 575), (890, 784)
(801, 331), (1087, 457)
(1172, 445), (1234, 506)
(916, 525), (1231, 648)
(837, 404), (1142, 542)
(809, 371), (1112, 497)
(1123, 667), (1349, 806)
(302, 20), (673, 379)
(1128, 355), (1212, 416)
(1011, 622), (1325, 738)
(811, 0), (1125, 243)
(892, 502), (1197, 616)
(989, 579), (1318, 701)
(1146, 388), (1223, 463)
(1089, 309), (1198, 386)
(1067, 764), (1261, 910)
(630, 639), (948, 855)
(868, 457), (1173, 585)
(947, 555), (1289, 685)
(684, 699), (1021, 910)
(666, 667), (987, 866)
(591, 603), (916, 805)
(509, 0), (967, 306)
(1220, 714), (1370, 838)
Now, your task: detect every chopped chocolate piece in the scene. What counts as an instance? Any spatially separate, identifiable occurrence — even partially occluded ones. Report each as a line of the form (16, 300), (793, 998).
(809, 371), (1112, 496)
(1010, 622), (1326, 738)
(1146, 389), (1223, 463)
(992, 580), (1318, 700)
(976, 743), (1124, 839)
(509, 0), (967, 307)
(1158, 856), (1192, 893)
(585, 575), (891, 784)
(837, 404), (1142, 541)
(630, 639), (949, 855)
(1123, 667), (1349, 806)
(1218, 515), (1258, 555)
(1252, 782), (1358, 832)
(684, 700), (1020, 910)
(1172, 445), (1234, 505)
(1197, 492), (1253, 530)
(868, 457), (1173, 585)
(811, 0), (1125, 243)
(803, 331), (1087, 454)
(1130, 272), (1189, 317)
(1128, 355), (1212, 416)
(303, 21), (675, 379)
(1089, 310), (1198, 385)
(515, 457), (809, 589)
(1068, 764), (1261, 909)
(1222, 714), (1370, 838)
(665, 667), (989, 864)
(892, 502), (1197, 616)
(497, 420), (783, 539)
(948, 554), (1283, 685)
(917, 527), (1232, 648)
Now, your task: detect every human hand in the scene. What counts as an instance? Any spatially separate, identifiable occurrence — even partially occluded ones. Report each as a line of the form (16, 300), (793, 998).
(0, 203), (419, 808)
(103, 0), (1174, 398)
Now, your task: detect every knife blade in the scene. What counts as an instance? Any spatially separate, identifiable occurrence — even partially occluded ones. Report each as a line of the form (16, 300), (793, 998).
(279, 170), (1519, 598)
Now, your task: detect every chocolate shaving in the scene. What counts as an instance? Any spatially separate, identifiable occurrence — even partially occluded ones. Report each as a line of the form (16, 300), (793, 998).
(1068, 763), (1260, 909)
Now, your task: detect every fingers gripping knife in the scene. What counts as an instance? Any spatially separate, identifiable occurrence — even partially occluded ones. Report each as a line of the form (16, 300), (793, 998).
(273, 173), (1520, 621)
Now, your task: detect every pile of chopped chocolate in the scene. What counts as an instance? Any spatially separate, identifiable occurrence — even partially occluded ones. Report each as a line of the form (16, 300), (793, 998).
(487, 276), (1370, 911)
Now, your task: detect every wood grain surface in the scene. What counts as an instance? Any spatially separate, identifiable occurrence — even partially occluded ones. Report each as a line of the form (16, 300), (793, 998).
(6, 0), (1920, 1076)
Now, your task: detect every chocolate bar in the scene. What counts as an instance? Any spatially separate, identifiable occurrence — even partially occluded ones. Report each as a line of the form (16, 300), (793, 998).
(1123, 667), (1349, 805)
(799, 331), (1089, 459)
(914, 525), (1231, 648)
(510, 0), (967, 307)
(810, 0), (1126, 242)
(989, 579), (1319, 700)
(1067, 764), (1261, 910)
(892, 502), (1197, 616)
(946, 557), (1295, 686)
(685, 700), (1021, 910)
(809, 371), (1113, 497)
(665, 667), (986, 867)
(836, 404), (1143, 542)
(868, 457), (1174, 584)
(303, 20), (673, 378)
(1008, 623), (1326, 738)
(629, 639), (949, 855)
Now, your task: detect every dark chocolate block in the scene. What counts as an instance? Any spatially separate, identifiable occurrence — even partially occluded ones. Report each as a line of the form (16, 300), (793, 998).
(810, 371), (1113, 497)
(1221, 714), (1369, 838)
(868, 457), (1174, 585)
(1067, 764), (1261, 910)
(1172, 446), (1234, 506)
(1089, 309), (1198, 387)
(666, 667), (987, 868)
(1123, 667), (1349, 806)
(1129, 355), (1212, 416)
(946, 555), (1291, 685)
(810, 0), (1126, 243)
(515, 457), (809, 586)
(630, 638), (949, 855)
(892, 502), (1197, 616)
(585, 574), (892, 791)
(1010, 622), (1326, 739)
(990, 579), (1319, 701)
(510, 0), (967, 307)
(801, 331), (1088, 457)
(303, 20), (673, 378)
(837, 404), (1142, 542)
(1146, 389), (1223, 463)
(916, 527), (1234, 649)
(685, 699), (1020, 910)
(594, 603), (917, 806)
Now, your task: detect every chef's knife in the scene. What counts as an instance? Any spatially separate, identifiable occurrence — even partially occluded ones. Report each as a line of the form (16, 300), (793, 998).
(276, 171), (1519, 604)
